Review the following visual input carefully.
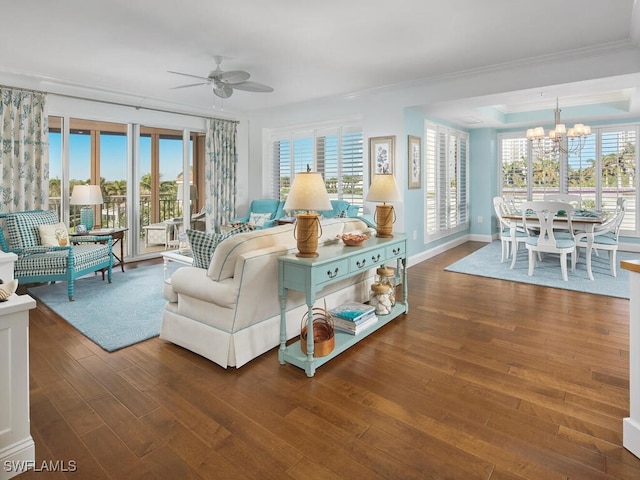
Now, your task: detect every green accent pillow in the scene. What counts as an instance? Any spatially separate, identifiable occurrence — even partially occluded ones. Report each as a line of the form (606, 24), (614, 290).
(186, 223), (254, 269)
(186, 230), (221, 269)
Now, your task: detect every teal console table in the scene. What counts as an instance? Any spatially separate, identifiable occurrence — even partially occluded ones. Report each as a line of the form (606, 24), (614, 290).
(278, 234), (408, 377)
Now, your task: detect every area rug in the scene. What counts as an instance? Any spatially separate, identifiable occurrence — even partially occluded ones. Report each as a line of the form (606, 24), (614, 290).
(27, 263), (178, 351)
(445, 241), (633, 299)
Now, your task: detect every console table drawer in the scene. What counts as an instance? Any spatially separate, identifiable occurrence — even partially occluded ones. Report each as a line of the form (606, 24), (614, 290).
(386, 242), (405, 260)
(349, 247), (385, 272)
(317, 258), (350, 286)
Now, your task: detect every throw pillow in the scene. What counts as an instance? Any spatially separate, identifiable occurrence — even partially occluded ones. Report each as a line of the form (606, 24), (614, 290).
(337, 209), (348, 218)
(186, 224), (253, 269)
(248, 212), (272, 228)
(219, 222), (253, 242)
(186, 229), (222, 269)
(38, 222), (70, 246)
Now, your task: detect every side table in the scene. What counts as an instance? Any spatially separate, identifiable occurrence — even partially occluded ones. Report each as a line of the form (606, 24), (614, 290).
(161, 250), (193, 281)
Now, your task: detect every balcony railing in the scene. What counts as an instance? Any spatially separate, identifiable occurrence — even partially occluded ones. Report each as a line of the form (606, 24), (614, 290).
(49, 195), (184, 235)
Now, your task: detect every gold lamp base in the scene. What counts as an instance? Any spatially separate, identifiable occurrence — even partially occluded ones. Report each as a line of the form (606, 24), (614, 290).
(374, 204), (395, 238)
(294, 213), (321, 257)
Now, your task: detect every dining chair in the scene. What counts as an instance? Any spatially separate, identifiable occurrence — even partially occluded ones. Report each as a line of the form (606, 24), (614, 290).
(543, 194), (582, 210)
(493, 196), (526, 268)
(521, 201), (576, 281)
(572, 197), (626, 277)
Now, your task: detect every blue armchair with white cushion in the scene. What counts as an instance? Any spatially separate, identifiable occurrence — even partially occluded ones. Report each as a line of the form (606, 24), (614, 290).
(0, 210), (113, 300)
(319, 200), (360, 219)
(231, 199), (285, 229)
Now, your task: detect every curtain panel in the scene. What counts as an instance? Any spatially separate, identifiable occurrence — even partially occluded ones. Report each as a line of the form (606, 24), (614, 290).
(205, 118), (238, 232)
(0, 87), (49, 212)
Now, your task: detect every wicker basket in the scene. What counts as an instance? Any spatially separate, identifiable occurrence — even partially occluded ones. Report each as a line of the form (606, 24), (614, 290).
(300, 307), (335, 357)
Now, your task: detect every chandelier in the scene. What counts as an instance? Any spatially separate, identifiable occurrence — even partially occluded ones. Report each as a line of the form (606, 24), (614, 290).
(526, 97), (591, 158)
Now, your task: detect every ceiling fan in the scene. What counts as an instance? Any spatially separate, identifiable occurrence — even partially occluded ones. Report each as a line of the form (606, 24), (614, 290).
(168, 56), (273, 99)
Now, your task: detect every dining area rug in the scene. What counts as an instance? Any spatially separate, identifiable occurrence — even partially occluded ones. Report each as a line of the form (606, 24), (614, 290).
(27, 263), (177, 351)
(445, 241), (634, 299)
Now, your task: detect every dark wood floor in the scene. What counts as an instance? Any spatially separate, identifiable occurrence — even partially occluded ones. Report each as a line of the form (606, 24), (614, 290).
(14, 241), (640, 479)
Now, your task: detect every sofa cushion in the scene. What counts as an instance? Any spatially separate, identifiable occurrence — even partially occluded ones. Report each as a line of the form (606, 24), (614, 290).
(13, 243), (111, 276)
(39, 222), (69, 246)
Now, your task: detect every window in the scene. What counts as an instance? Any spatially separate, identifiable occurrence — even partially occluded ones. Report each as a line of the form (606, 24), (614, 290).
(271, 123), (364, 208)
(424, 122), (469, 241)
(499, 124), (638, 234)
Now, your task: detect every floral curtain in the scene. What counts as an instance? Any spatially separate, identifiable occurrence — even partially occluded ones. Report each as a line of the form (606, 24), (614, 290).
(0, 87), (49, 212)
(205, 118), (238, 232)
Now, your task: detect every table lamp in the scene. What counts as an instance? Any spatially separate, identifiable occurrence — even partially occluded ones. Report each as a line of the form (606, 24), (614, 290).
(283, 166), (332, 257)
(366, 173), (401, 238)
(70, 184), (103, 231)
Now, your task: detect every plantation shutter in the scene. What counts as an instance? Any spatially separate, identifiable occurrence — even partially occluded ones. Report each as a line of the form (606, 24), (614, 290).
(271, 122), (363, 205)
(341, 127), (364, 207)
(272, 138), (291, 200)
(425, 122), (468, 240)
(424, 125), (437, 236)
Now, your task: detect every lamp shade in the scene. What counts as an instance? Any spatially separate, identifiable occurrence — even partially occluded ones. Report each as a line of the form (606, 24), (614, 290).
(70, 185), (104, 205)
(283, 172), (332, 212)
(366, 174), (401, 203)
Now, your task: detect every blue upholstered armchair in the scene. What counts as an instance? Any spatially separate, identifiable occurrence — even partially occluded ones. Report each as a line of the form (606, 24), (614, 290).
(319, 200), (360, 219)
(231, 199), (285, 229)
(0, 210), (113, 301)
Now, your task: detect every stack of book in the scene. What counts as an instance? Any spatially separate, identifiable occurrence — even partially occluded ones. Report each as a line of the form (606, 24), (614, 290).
(329, 301), (378, 335)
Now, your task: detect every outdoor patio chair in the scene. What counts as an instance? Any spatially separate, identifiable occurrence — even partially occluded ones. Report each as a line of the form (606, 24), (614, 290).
(0, 210), (113, 300)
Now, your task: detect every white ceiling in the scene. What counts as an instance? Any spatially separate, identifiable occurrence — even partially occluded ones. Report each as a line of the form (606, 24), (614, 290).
(1, 0), (639, 127)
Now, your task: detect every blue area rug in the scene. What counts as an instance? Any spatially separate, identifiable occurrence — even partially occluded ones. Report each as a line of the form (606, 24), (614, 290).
(445, 241), (632, 299)
(28, 263), (177, 351)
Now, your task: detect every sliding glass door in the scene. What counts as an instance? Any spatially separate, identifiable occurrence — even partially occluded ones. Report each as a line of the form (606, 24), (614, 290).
(49, 118), (203, 261)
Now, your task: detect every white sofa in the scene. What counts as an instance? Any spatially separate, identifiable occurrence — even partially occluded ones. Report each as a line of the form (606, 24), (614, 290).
(160, 217), (376, 368)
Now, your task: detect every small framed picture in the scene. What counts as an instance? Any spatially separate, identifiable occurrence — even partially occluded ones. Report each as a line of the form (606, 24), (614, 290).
(369, 136), (395, 180)
(408, 135), (422, 189)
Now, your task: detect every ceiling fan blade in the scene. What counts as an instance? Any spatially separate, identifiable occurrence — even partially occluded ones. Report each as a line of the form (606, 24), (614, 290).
(170, 82), (210, 90)
(219, 70), (251, 83)
(213, 85), (234, 99)
(168, 70), (212, 82)
(230, 81), (274, 93)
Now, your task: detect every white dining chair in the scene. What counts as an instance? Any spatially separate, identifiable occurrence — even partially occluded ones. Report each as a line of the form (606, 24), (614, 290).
(493, 196), (527, 268)
(572, 198), (626, 277)
(522, 200), (576, 281)
(543, 194), (582, 210)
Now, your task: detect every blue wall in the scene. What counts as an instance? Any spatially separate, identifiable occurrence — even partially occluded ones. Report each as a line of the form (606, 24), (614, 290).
(469, 128), (498, 238)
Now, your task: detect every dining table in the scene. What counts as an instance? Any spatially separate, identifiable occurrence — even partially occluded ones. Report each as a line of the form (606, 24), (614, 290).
(503, 209), (607, 281)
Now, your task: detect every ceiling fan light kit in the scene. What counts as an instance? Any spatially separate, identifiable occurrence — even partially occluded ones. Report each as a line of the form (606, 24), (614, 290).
(169, 56), (273, 100)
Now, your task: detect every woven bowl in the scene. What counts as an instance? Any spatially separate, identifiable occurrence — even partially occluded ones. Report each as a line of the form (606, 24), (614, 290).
(337, 233), (370, 247)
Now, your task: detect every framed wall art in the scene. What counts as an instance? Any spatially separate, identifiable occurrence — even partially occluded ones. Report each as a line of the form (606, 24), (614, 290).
(408, 135), (422, 189)
(369, 135), (395, 179)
